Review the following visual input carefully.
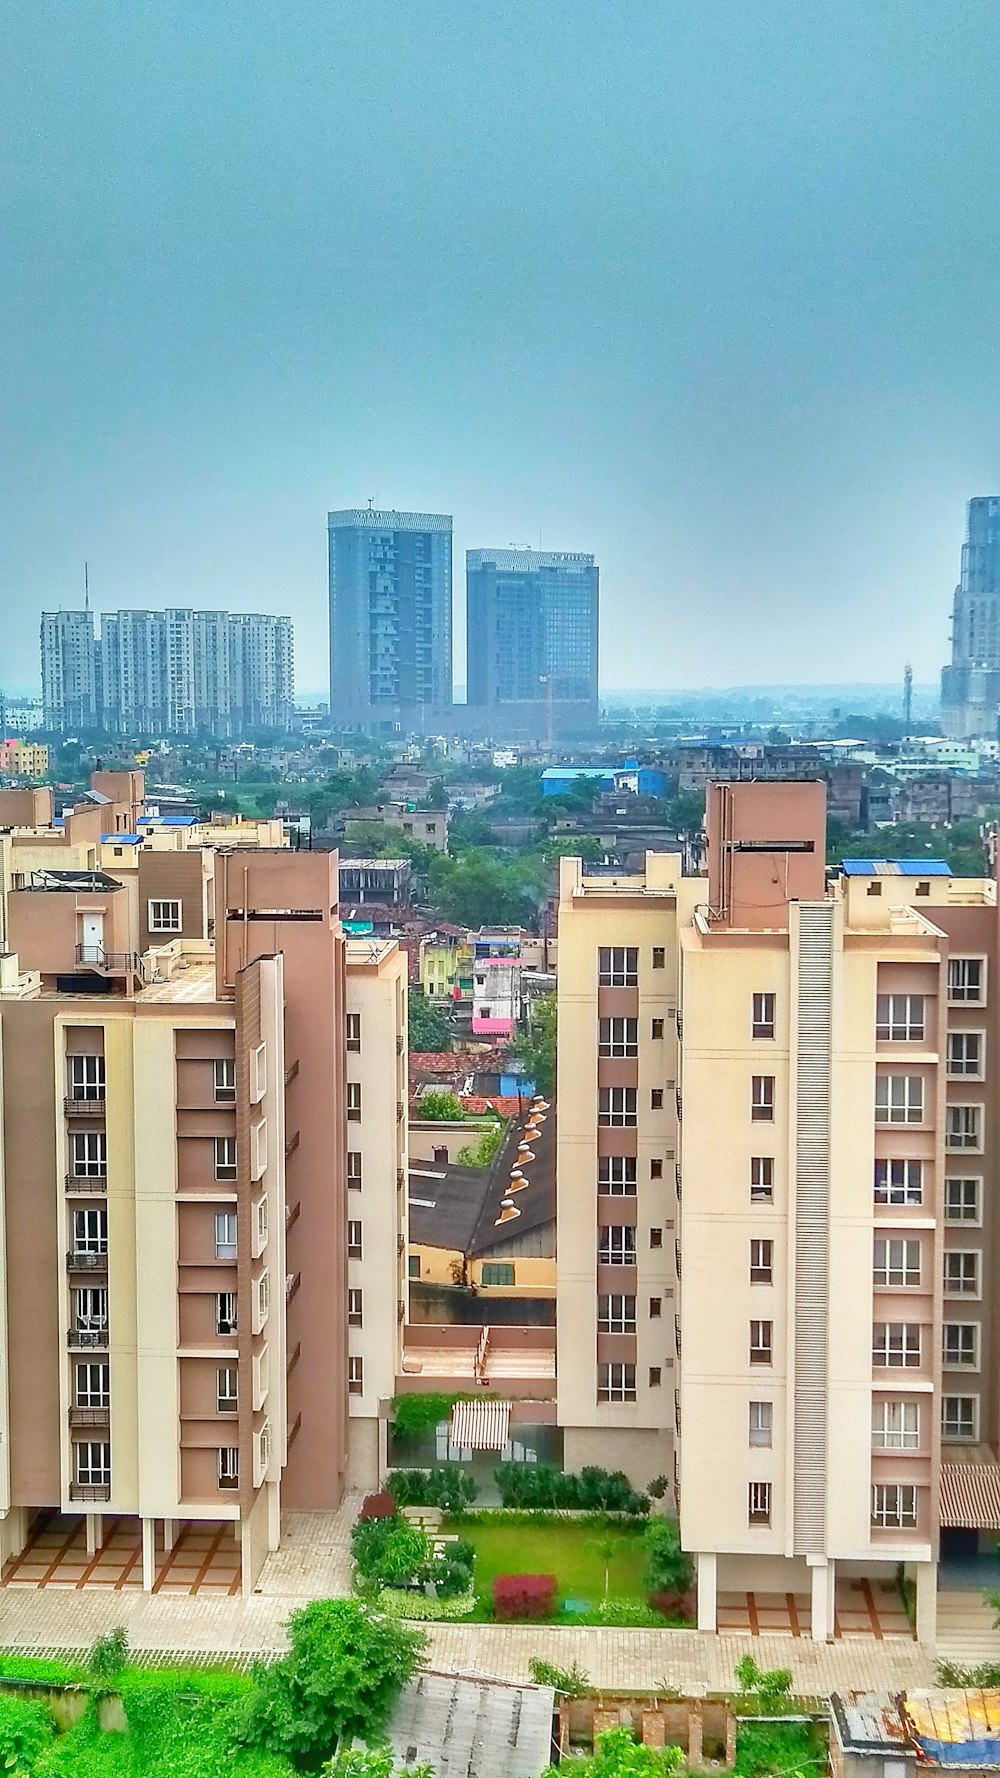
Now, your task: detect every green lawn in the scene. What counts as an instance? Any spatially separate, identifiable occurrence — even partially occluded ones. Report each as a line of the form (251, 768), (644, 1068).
(441, 1516), (653, 1619)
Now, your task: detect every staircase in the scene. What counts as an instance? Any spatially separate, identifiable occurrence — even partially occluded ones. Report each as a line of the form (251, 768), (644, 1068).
(936, 1589), (1000, 1664)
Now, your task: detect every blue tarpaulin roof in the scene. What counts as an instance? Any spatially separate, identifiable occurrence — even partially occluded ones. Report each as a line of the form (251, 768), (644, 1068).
(840, 857), (951, 876)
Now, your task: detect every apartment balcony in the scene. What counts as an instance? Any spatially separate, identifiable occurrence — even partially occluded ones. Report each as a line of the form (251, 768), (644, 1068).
(63, 1096), (106, 1117)
(74, 944), (143, 978)
(65, 1173), (107, 1193)
(68, 1326), (109, 1349)
(68, 1405), (110, 1429)
(398, 1324), (556, 1403)
(69, 1482), (111, 1503)
(66, 1250), (108, 1274)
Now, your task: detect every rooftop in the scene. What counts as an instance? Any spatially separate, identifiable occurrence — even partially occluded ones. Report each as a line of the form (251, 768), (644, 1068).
(833, 1690), (1000, 1767)
(409, 1099), (555, 1258)
(386, 1669), (554, 1778)
(839, 858), (952, 876)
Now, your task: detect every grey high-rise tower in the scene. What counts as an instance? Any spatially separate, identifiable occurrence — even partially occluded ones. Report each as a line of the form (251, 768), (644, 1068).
(941, 497), (1000, 737)
(327, 509), (453, 731)
(465, 547), (599, 740)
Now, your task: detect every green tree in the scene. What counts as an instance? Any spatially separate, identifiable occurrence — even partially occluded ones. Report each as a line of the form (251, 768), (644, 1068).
(644, 1517), (691, 1597)
(665, 790), (704, 831)
(510, 995), (556, 1094)
(236, 1599), (425, 1771)
(0, 1694), (53, 1775)
(323, 1750), (435, 1778)
(408, 992), (450, 1052)
(548, 1724), (684, 1778)
(586, 1533), (623, 1600)
(418, 1089), (464, 1121)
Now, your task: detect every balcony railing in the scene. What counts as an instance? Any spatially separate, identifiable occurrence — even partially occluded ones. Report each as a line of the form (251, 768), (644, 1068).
(63, 1096), (106, 1117)
(75, 945), (142, 976)
(69, 1481), (111, 1502)
(65, 1173), (107, 1193)
(66, 1250), (108, 1272)
(69, 1405), (110, 1429)
(68, 1326), (109, 1348)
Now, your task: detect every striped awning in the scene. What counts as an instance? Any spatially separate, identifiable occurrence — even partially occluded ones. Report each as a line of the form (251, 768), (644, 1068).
(450, 1398), (511, 1452)
(940, 1462), (1000, 1530)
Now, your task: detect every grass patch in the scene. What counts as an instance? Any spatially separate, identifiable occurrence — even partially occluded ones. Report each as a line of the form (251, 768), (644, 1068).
(439, 1514), (688, 1624)
(734, 1719), (826, 1778)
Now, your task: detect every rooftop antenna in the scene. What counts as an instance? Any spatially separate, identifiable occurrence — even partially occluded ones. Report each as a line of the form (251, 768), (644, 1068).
(367, 497), (374, 511)
(903, 662), (913, 736)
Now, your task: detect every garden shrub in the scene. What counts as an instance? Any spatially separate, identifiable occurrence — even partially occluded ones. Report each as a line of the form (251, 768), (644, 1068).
(492, 1573), (557, 1621)
(735, 1720), (823, 1778)
(0, 1694), (53, 1773)
(597, 1595), (666, 1626)
(528, 1657), (591, 1697)
(358, 1491), (397, 1522)
(647, 1475), (670, 1499)
(734, 1655), (793, 1713)
(379, 1584), (476, 1621)
(648, 1589), (689, 1618)
(644, 1517), (691, 1597)
(494, 1462), (648, 1515)
(386, 1465), (478, 1511)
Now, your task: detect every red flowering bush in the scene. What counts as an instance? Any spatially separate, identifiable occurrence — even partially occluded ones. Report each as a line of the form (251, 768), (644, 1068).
(358, 1492), (397, 1522)
(492, 1573), (557, 1621)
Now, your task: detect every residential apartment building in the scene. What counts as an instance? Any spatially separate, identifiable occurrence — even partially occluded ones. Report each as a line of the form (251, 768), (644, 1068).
(941, 496), (1000, 737)
(557, 779), (1000, 1644)
(0, 741), (50, 779)
(465, 548), (599, 741)
(40, 608), (100, 731)
(472, 929), (525, 1037)
(0, 774), (407, 1590)
(328, 509), (453, 731)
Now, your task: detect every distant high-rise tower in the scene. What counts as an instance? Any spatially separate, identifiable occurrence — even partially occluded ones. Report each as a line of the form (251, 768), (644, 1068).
(941, 497), (1000, 737)
(327, 509), (453, 731)
(465, 547), (599, 740)
(40, 608), (99, 731)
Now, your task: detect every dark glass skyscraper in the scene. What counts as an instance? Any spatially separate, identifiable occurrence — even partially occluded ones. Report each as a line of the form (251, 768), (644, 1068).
(465, 547), (599, 740)
(327, 509), (453, 730)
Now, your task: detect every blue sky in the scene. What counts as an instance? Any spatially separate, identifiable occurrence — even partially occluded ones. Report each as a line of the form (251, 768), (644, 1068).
(2, 0), (999, 696)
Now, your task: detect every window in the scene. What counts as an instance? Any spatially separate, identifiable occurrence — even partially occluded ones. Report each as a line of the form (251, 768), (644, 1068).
(599, 1017), (638, 1057)
(217, 1365), (238, 1413)
(749, 1320), (772, 1365)
(750, 1238), (773, 1284)
(650, 1157), (663, 1179)
(598, 1363), (636, 1402)
(651, 1088), (663, 1110)
(76, 1442), (111, 1488)
(148, 898), (181, 933)
(752, 993), (775, 1039)
(649, 1296), (662, 1318)
(944, 1250), (980, 1297)
(943, 1324), (979, 1369)
(347, 1220), (363, 1260)
(599, 947), (638, 987)
(216, 1292), (237, 1335)
(947, 1105), (983, 1151)
(408, 1254), (421, 1279)
(949, 958), (985, 1004)
(942, 1395), (979, 1441)
(875, 1075), (924, 1124)
(652, 946), (665, 970)
(598, 1226), (636, 1265)
(871, 1484), (917, 1529)
(74, 1287), (108, 1333)
(75, 1362), (109, 1408)
(251, 1043), (266, 1103)
(347, 1082), (362, 1122)
(599, 1156), (637, 1194)
(255, 1196), (268, 1248)
(872, 1400), (920, 1450)
(256, 1272), (270, 1323)
(751, 1157), (774, 1203)
(348, 1287), (363, 1326)
(649, 1366), (661, 1387)
(481, 1262), (516, 1287)
(214, 1211), (237, 1261)
(874, 1238), (921, 1287)
(748, 1481), (771, 1526)
(598, 1294), (636, 1333)
(214, 1136), (237, 1181)
(876, 995), (925, 1041)
(72, 1132), (107, 1177)
(347, 1151), (362, 1189)
(650, 1226), (663, 1248)
(867, 881), (882, 897)
(348, 1356), (364, 1396)
(213, 1058), (236, 1102)
(872, 1323), (922, 1368)
(73, 1208), (107, 1256)
(948, 1032), (984, 1078)
(346, 1012), (361, 1052)
(751, 1076), (774, 1121)
(874, 1159), (923, 1206)
(599, 1087), (637, 1127)
(749, 1400), (773, 1447)
(218, 1447), (239, 1489)
(70, 1053), (105, 1101)
(252, 1120), (267, 1180)
(651, 1018), (664, 1040)
(945, 1178), (981, 1223)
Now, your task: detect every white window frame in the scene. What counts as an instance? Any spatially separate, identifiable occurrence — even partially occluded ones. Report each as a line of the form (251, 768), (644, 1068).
(749, 1400), (772, 1447)
(598, 1225), (636, 1266)
(874, 1159), (923, 1206)
(598, 1294), (636, 1334)
(598, 1087), (637, 1127)
(347, 1150), (362, 1189)
(945, 1177), (982, 1224)
(74, 1286), (108, 1332)
(876, 995), (925, 1042)
(751, 993), (775, 1039)
(214, 1135), (237, 1181)
(213, 1057), (236, 1103)
(943, 1323), (980, 1370)
(75, 1361), (110, 1408)
(946, 1104), (984, 1152)
(348, 1287), (363, 1326)
(72, 1131), (107, 1177)
(214, 1211), (237, 1262)
(597, 1363), (636, 1402)
(218, 1446), (239, 1489)
(750, 1156), (774, 1203)
(348, 1355), (364, 1396)
(598, 1156), (637, 1195)
(942, 1394), (979, 1441)
(347, 1220), (363, 1260)
(749, 1238), (773, 1284)
(872, 1399), (920, 1450)
(256, 1271), (270, 1328)
(598, 946), (638, 987)
(148, 898), (181, 934)
(947, 1031), (985, 1079)
(216, 1291), (238, 1335)
(346, 1012), (362, 1052)
(217, 1364), (238, 1414)
(599, 1016), (638, 1058)
(254, 1195), (268, 1254)
(874, 1238), (921, 1288)
(69, 1053), (105, 1101)
(73, 1208), (108, 1255)
(751, 1075), (774, 1121)
(872, 1483), (917, 1529)
(251, 1042), (267, 1104)
(252, 1119), (267, 1180)
(944, 1249), (981, 1298)
(748, 1481), (771, 1525)
(749, 1319), (773, 1365)
(875, 1074), (924, 1125)
(948, 957), (986, 1004)
(872, 1322), (922, 1368)
(76, 1442), (111, 1487)
(347, 1082), (362, 1122)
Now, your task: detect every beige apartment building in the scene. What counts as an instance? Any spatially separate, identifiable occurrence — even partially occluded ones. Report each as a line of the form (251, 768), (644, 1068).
(557, 779), (1000, 1643)
(0, 773), (407, 1590)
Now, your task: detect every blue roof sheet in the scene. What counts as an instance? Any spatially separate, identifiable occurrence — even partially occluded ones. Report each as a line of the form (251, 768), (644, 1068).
(100, 833), (142, 844)
(840, 857), (951, 877)
(137, 813), (197, 826)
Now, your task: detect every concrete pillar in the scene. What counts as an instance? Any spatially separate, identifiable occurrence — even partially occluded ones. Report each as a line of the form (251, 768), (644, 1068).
(696, 1552), (717, 1632)
(687, 1706), (704, 1770)
(85, 1514), (102, 1555)
(267, 1480), (281, 1551)
(808, 1556), (835, 1642)
(915, 1560), (937, 1647)
(162, 1519), (176, 1552)
(141, 1517), (155, 1593)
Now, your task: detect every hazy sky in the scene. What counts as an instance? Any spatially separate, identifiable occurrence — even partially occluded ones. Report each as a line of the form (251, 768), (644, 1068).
(2, 0), (999, 698)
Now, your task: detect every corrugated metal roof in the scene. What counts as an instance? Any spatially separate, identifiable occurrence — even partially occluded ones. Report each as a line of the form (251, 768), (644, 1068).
(387, 1670), (555, 1778)
(940, 1462), (1000, 1530)
(840, 858), (951, 876)
(905, 1692), (1000, 1765)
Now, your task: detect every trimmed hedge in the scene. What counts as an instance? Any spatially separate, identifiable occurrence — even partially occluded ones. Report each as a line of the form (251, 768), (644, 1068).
(379, 1585), (476, 1621)
(494, 1463), (649, 1516)
(492, 1573), (557, 1621)
(386, 1466), (479, 1512)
